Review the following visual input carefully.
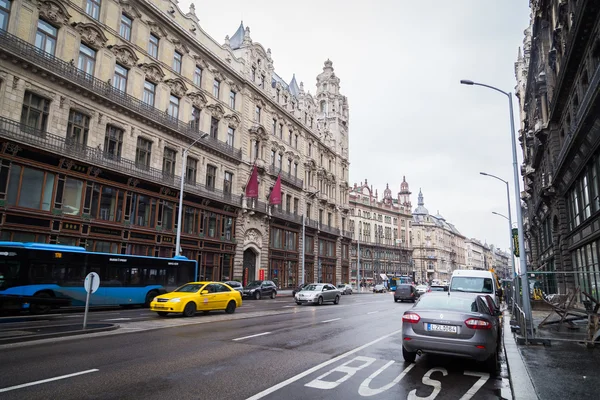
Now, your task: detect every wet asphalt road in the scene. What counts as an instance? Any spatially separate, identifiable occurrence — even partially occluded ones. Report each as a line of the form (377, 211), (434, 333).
(0, 293), (510, 399)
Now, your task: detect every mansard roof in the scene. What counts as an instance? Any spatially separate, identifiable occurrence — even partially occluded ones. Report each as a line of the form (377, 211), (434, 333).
(289, 74), (300, 96)
(230, 22), (245, 50)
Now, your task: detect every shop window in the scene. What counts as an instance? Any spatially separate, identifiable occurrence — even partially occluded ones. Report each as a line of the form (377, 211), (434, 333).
(7, 165), (54, 211)
(91, 184), (123, 222)
(207, 213), (217, 237)
(62, 177), (83, 215)
(183, 206), (198, 234)
(271, 227), (282, 249)
(130, 194), (156, 227)
(221, 216), (233, 240)
(1, 231), (48, 243)
(161, 200), (174, 230)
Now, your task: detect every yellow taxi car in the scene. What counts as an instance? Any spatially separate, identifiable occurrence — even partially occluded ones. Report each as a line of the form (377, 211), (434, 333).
(150, 281), (242, 317)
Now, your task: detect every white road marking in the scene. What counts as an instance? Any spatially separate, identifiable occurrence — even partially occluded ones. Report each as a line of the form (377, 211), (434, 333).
(232, 331), (272, 341)
(245, 328), (403, 400)
(306, 356), (375, 389)
(103, 318), (132, 321)
(282, 305), (296, 308)
(459, 371), (490, 400)
(367, 311), (379, 315)
(321, 318), (341, 323)
(358, 361), (415, 396)
(0, 369), (99, 393)
(408, 367), (447, 400)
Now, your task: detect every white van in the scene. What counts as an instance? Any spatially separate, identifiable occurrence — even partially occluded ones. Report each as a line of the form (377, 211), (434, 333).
(449, 270), (501, 307)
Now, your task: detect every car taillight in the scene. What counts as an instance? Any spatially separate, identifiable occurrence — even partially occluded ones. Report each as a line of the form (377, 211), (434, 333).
(402, 313), (420, 323)
(465, 318), (492, 330)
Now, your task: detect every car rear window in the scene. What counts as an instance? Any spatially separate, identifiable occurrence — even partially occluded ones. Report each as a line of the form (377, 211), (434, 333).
(414, 295), (478, 312)
(450, 277), (494, 294)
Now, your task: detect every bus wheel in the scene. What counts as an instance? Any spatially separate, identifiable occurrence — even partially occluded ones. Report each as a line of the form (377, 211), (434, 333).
(145, 290), (158, 307)
(30, 292), (53, 315)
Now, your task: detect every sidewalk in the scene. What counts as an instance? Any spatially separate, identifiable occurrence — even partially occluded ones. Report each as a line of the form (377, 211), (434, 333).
(504, 308), (600, 400)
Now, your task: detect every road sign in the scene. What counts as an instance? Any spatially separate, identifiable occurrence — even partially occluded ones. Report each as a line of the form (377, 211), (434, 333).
(84, 272), (100, 294)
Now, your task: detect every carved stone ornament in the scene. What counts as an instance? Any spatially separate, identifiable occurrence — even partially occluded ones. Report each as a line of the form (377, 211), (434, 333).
(110, 45), (139, 68)
(187, 91), (207, 109)
(138, 63), (165, 83)
(244, 228), (262, 246)
(146, 21), (167, 38)
(73, 22), (108, 49)
(119, 0), (142, 19)
(171, 38), (190, 54)
(37, 0), (71, 26)
(210, 68), (225, 82)
(193, 55), (209, 69)
(207, 104), (224, 120)
(164, 78), (188, 97)
(224, 114), (240, 129)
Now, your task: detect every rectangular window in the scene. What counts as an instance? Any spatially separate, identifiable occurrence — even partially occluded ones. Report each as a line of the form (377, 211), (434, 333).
(210, 117), (219, 138)
(78, 43), (96, 76)
(206, 164), (217, 190)
(194, 66), (202, 87)
(327, 212), (332, 227)
(224, 171), (233, 194)
(251, 67), (256, 82)
(120, 13), (132, 40)
(255, 106), (261, 122)
(190, 106), (201, 131)
(131, 194), (155, 227)
(260, 74), (265, 88)
(287, 159), (292, 173)
(288, 130), (292, 145)
(293, 162), (298, 178)
(91, 184), (123, 222)
(148, 33), (159, 58)
(7, 165), (55, 211)
(294, 198), (299, 215)
(104, 126), (123, 159)
(272, 119), (277, 135)
(66, 110), (90, 146)
(252, 140), (259, 160)
(308, 143), (312, 156)
(277, 153), (282, 170)
(286, 194), (291, 212)
(0, 0), (10, 31)
(35, 19), (57, 55)
(173, 51), (182, 73)
(227, 127), (235, 147)
(276, 89), (280, 103)
(213, 79), (220, 98)
(295, 134), (298, 148)
(162, 147), (176, 176)
(113, 64), (128, 92)
(229, 91), (236, 109)
(279, 124), (283, 139)
(86, 0), (100, 20)
(143, 80), (155, 106)
(168, 95), (180, 119)
(185, 157), (197, 185)
(21, 91), (50, 132)
(135, 137), (152, 169)
(271, 150), (276, 166)
(62, 177), (83, 215)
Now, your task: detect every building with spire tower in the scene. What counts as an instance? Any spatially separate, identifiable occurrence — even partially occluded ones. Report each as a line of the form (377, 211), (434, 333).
(0, 1), (351, 289)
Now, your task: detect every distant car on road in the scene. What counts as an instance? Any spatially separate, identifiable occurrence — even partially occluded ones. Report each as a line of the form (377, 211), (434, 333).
(394, 284), (420, 302)
(373, 284), (387, 293)
(427, 285), (449, 293)
(337, 284), (353, 295)
(295, 283), (340, 305)
(415, 284), (428, 295)
(242, 280), (277, 300)
(292, 283), (310, 297)
(401, 292), (501, 372)
(222, 281), (243, 294)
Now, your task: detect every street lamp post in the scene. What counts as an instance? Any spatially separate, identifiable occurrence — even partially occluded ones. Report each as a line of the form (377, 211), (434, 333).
(491, 210), (518, 312)
(175, 132), (209, 257)
(301, 191), (319, 285)
(462, 79), (533, 335)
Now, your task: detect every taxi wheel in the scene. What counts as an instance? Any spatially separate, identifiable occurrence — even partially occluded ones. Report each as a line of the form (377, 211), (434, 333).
(157, 312), (168, 317)
(183, 302), (196, 317)
(317, 296), (323, 305)
(334, 295), (340, 305)
(254, 292), (261, 300)
(225, 300), (236, 314)
(270, 291), (276, 299)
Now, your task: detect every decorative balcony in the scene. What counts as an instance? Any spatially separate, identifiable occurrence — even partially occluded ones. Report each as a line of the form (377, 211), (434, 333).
(320, 224), (340, 236)
(271, 207), (302, 224)
(306, 219), (319, 229)
(0, 116), (241, 207)
(342, 230), (353, 239)
(0, 29), (242, 162)
(267, 165), (303, 189)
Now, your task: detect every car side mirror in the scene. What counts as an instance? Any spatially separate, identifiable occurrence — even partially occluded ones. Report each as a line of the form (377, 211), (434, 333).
(201, 290), (209, 295)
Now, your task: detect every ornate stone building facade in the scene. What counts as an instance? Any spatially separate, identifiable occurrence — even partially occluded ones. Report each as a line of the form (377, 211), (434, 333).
(0, 0), (350, 288)
(515, 0), (600, 295)
(347, 179), (413, 285)
(411, 190), (467, 283)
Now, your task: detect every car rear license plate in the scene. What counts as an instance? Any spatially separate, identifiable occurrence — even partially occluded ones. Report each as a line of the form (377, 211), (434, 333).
(427, 324), (457, 333)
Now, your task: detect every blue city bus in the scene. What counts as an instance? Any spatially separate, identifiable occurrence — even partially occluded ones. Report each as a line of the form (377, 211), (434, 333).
(0, 242), (198, 313)
(388, 275), (414, 291)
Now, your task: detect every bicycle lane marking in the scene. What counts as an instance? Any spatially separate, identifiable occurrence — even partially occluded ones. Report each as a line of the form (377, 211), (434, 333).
(245, 328), (403, 400)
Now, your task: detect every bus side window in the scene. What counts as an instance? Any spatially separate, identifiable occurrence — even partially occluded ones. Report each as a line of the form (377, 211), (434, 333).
(106, 267), (128, 286)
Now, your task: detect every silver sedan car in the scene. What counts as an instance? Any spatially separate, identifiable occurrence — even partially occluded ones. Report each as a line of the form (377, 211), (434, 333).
(337, 284), (353, 295)
(401, 292), (500, 372)
(295, 283), (341, 305)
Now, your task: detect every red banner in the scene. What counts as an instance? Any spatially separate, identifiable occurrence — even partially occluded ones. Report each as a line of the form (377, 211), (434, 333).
(245, 164), (259, 198)
(259, 269), (265, 280)
(269, 175), (282, 205)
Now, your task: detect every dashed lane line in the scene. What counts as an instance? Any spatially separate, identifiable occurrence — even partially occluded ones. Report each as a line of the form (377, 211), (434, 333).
(321, 318), (341, 323)
(0, 369), (99, 393)
(232, 332), (272, 341)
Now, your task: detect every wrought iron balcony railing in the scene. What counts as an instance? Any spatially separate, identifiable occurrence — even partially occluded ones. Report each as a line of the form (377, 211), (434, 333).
(0, 29), (242, 161)
(320, 224), (340, 236)
(271, 207), (302, 224)
(0, 116), (241, 207)
(267, 164), (303, 189)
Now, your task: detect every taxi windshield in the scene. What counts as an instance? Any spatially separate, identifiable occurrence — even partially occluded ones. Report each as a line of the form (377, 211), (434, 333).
(173, 283), (204, 293)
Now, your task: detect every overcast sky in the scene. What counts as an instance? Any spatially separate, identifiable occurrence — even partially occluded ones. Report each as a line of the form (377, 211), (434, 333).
(179, 0), (531, 252)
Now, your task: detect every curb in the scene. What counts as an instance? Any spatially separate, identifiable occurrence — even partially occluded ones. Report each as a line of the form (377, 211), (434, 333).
(502, 311), (539, 400)
(0, 323), (120, 345)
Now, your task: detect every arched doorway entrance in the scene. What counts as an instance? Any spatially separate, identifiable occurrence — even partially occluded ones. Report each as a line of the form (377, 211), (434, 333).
(243, 248), (257, 286)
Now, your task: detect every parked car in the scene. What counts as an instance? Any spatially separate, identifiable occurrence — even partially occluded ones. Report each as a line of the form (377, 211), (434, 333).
(337, 284), (353, 295)
(223, 280), (243, 294)
(449, 269), (502, 307)
(373, 284), (387, 293)
(415, 284), (429, 295)
(295, 283), (341, 305)
(242, 280), (277, 300)
(292, 283), (310, 296)
(394, 284), (420, 302)
(150, 281), (242, 317)
(401, 292), (501, 372)
(427, 285), (449, 292)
